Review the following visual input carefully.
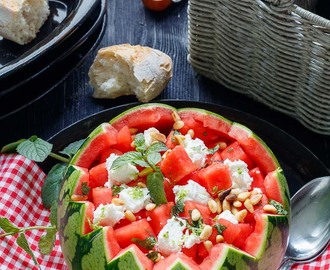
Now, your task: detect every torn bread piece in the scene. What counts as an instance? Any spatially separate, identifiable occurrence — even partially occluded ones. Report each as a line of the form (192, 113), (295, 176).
(88, 44), (173, 103)
(0, 0), (50, 45)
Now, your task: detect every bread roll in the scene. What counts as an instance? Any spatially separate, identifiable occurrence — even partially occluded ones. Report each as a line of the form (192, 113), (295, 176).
(0, 0), (50, 45)
(88, 44), (173, 103)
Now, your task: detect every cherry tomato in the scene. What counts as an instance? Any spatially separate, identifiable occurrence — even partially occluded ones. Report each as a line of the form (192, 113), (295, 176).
(142, 0), (172, 11)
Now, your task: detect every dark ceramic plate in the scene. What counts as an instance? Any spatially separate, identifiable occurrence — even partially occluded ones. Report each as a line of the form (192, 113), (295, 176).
(0, 0), (106, 119)
(45, 100), (329, 196)
(0, 0), (100, 79)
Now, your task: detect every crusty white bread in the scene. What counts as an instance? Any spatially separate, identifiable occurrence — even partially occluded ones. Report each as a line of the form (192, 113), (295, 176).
(0, 0), (50, 45)
(88, 44), (173, 103)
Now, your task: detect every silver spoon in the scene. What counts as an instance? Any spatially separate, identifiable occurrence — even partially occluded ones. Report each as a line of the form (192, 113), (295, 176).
(278, 176), (330, 270)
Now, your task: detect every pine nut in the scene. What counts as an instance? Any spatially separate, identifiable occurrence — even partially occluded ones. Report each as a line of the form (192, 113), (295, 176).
(129, 128), (139, 134)
(71, 194), (88, 201)
(174, 135), (185, 145)
(233, 200), (242, 208)
(112, 198), (125, 206)
(237, 191), (251, 202)
(125, 210), (136, 222)
(215, 198), (222, 213)
(138, 167), (154, 177)
(216, 235), (225, 243)
(222, 199), (231, 212)
(172, 111), (181, 122)
(263, 204), (278, 214)
(137, 181), (147, 188)
(218, 188), (232, 201)
(244, 199), (254, 213)
(191, 209), (201, 221)
(231, 206), (239, 215)
(208, 199), (218, 214)
(150, 132), (166, 143)
(225, 193), (237, 203)
(187, 129), (195, 138)
(235, 209), (248, 223)
(145, 203), (156, 211)
(203, 240), (213, 251)
(200, 225), (213, 241)
(173, 120), (185, 130)
(217, 142), (227, 150)
(250, 194), (263, 205)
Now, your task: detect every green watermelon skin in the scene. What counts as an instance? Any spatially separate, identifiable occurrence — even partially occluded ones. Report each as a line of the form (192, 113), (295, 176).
(57, 104), (290, 270)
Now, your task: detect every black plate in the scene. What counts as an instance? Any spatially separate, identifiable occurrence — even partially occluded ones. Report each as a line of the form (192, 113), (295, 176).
(0, 0), (106, 119)
(45, 101), (329, 196)
(0, 0), (100, 78)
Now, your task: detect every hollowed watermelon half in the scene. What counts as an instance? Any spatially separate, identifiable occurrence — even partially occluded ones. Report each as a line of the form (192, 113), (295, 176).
(57, 103), (290, 270)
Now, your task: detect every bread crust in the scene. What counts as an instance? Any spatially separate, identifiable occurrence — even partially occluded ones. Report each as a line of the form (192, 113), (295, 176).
(88, 44), (173, 102)
(0, 0), (50, 45)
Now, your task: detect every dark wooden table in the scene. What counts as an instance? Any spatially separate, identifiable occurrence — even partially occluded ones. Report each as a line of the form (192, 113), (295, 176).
(1, 0), (329, 181)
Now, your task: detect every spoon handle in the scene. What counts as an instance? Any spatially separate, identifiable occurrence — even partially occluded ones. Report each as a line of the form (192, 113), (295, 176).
(278, 258), (295, 270)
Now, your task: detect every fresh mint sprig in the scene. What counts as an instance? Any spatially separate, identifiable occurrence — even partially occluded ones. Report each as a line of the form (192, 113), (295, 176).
(0, 136), (83, 268)
(111, 133), (168, 205)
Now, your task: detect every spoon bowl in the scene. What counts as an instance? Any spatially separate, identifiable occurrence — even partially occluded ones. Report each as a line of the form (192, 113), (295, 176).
(279, 176), (330, 269)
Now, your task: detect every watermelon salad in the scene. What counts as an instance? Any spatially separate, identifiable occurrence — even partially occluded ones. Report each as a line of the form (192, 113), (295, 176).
(57, 103), (290, 270)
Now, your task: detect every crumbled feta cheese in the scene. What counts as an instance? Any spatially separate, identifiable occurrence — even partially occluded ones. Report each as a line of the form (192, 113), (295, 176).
(157, 217), (186, 255)
(93, 203), (125, 226)
(224, 159), (253, 193)
(143, 127), (160, 147)
(183, 230), (201, 249)
(118, 186), (151, 213)
(173, 180), (211, 205)
(217, 210), (238, 224)
(106, 153), (139, 186)
(183, 134), (208, 168)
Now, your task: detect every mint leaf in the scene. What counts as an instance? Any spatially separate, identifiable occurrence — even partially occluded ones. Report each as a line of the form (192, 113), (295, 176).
(171, 200), (184, 216)
(59, 139), (85, 159)
(0, 217), (20, 234)
(147, 142), (168, 154)
(146, 152), (162, 167)
(146, 170), (167, 205)
(1, 139), (26, 153)
(132, 236), (156, 250)
(17, 137), (52, 162)
(17, 233), (40, 269)
(111, 151), (143, 169)
(214, 223), (226, 235)
(49, 203), (58, 228)
(41, 163), (66, 209)
(39, 228), (57, 255)
(134, 133), (146, 152)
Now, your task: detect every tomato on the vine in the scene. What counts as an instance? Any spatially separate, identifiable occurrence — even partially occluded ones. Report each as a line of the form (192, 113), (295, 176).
(142, 0), (172, 11)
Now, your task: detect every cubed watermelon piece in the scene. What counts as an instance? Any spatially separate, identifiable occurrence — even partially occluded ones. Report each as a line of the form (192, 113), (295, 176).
(197, 162), (232, 196)
(148, 202), (174, 235)
(160, 145), (197, 184)
(92, 187), (112, 208)
(89, 162), (108, 189)
(220, 141), (254, 169)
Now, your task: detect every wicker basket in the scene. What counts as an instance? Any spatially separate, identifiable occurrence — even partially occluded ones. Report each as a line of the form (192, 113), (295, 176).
(187, 0), (330, 135)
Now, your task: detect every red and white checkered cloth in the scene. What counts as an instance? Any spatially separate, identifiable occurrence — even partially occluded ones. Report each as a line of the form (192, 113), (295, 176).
(0, 153), (329, 269)
(0, 154), (67, 270)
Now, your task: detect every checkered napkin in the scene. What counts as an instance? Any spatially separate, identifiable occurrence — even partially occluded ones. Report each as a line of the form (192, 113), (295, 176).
(0, 153), (329, 270)
(0, 154), (67, 270)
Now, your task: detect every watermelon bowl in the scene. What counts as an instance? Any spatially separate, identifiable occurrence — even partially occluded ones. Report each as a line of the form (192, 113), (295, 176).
(56, 103), (290, 270)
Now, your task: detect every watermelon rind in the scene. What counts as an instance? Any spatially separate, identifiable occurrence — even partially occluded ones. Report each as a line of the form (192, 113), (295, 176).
(108, 245), (148, 270)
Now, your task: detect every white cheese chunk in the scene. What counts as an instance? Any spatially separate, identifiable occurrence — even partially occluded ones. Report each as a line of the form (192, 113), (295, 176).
(106, 153), (139, 186)
(118, 186), (151, 213)
(173, 180), (211, 205)
(93, 203), (125, 226)
(217, 209), (238, 224)
(157, 217), (186, 255)
(224, 159), (253, 193)
(183, 134), (208, 168)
